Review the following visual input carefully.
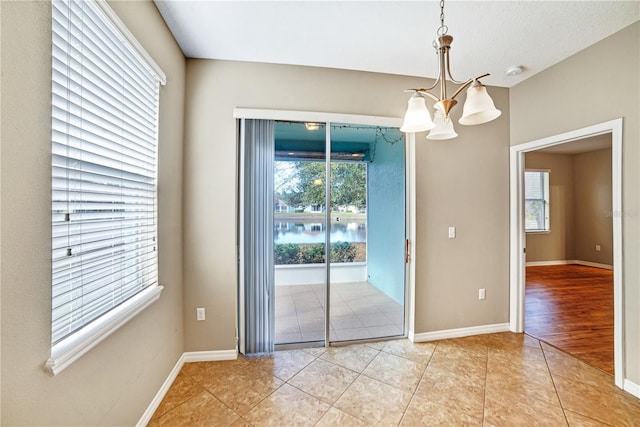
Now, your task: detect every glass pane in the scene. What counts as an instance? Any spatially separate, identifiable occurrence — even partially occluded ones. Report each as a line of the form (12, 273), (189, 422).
(329, 123), (405, 342)
(273, 121), (327, 345)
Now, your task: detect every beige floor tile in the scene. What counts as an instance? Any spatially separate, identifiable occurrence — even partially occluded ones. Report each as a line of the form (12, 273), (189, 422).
(486, 355), (558, 405)
(564, 409), (611, 426)
(542, 342), (617, 391)
(250, 349), (316, 381)
(552, 373), (640, 426)
(488, 337), (547, 364)
(205, 369), (283, 415)
(301, 346), (327, 357)
(416, 366), (485, 420)
(334, 375), (413, 426)
(363, 340), (388, 350)
(230, 417), (255, 427)
(484, 394), (567, 426)
(382, 339), (436, 364)
(319, 343), (379, 372)
(362, 351), (425, 393)
(315, 407), (369, 427)
(243, 383), (330, 427)
(485, 368), (560, 406)
(148, 391), (239, 426)
(488, 331), (541, 350)
(150, 334), (640, 426)
(434, 334), (489, 357)
(182, 359), (249, 391)
(150, 370), (205, 420)
(288, 359), (358, 404)
(427, 348), (487, 381)
(401, 394), (483, 426)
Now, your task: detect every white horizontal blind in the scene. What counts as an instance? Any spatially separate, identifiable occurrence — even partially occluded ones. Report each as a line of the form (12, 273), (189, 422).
(51, 0), (160, 345)
(524, 170), (550, 232)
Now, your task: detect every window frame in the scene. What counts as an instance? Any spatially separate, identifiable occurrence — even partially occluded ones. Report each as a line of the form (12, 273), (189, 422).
(46, 0), (165, 376)
(524, 169), (550, 233)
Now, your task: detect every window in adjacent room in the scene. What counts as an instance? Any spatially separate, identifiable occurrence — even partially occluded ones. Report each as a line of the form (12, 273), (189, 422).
(48, 0), (166, 375)
(524, 170), (550, 232)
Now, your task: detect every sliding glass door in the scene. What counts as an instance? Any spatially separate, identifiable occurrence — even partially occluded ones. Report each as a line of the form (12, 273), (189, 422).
(273, 122), (328, 345)
(329, 123), (405, 342)
(270, 120), (405, 348)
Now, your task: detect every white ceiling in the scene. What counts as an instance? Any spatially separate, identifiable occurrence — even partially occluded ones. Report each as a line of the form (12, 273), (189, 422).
(153, 1), (639, 88)
(537, 133), (611, 154)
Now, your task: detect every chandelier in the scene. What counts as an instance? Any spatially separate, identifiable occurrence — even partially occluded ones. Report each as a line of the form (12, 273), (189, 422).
(401, 0), (501, 140)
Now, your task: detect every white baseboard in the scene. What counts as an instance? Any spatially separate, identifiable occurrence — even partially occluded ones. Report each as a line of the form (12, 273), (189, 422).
(624, 379), (640, 398)
(412, 323), (510, 342)
(136, 349), (237, 426)
(182, 349), (237, 363)
(525, 259), (613, 270)
(573, 260), (614, 270)
(136, 355), (185, 427)
(525, 260), (572, 267)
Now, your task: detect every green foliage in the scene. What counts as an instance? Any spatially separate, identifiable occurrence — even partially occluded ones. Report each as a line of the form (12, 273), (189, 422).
(330, 163), (366, 208)
(274, 244), (300, 265)
(275, 161), (367, 210)
(274, 242), (358, 265)
(330, 241), (356, 263)
(299, 244), (325, 264)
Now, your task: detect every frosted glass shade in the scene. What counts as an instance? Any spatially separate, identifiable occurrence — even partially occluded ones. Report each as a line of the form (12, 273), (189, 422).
(427, 109), (458, 140)
(401, 94), (435, 132)
(459, 83), (502, 125)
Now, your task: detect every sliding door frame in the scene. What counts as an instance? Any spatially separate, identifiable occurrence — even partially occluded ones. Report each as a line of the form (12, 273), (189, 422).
(234, 108), (416, 348)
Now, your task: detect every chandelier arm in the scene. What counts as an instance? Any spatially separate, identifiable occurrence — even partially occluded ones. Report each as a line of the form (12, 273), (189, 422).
(422, 58), (444, 92)
(417, 90), (440, 102)
(444, 49), (467, 85)
(450, 73), (490, 100)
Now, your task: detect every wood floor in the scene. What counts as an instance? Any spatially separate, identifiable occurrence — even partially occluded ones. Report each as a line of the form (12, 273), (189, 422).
(525, 264), (614, 375)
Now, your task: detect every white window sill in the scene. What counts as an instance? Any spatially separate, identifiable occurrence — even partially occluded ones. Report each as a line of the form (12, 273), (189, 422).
(45, 285), (164, 376)
(526, 230), (551, 234)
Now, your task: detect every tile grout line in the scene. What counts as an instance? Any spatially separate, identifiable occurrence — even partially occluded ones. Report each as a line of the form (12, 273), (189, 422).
(397, 341), (439, 426)
(540, 339), (572, 426)
(482, 339), (490, 427)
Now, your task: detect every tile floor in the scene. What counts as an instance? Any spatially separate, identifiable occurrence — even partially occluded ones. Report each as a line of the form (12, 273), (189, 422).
(148, 332), (640, 426)
(275, 281), (404, 344)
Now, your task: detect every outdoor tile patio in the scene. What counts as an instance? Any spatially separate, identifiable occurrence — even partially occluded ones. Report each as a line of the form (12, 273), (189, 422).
(275, 281), (404, 344)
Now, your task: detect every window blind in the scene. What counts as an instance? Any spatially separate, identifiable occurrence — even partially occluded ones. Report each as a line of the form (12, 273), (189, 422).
(524, 170), (550, 232)
(51, 0), (161, 345)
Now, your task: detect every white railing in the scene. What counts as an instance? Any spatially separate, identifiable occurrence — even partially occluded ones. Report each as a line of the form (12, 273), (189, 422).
(275, 262), (367, 286)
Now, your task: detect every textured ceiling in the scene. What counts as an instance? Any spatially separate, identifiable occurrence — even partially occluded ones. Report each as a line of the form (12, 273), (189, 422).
(154, 1), (639, 88)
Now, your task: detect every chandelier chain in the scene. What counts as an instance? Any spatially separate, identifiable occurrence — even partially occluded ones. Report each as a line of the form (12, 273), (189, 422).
(438, 0), (447, 35)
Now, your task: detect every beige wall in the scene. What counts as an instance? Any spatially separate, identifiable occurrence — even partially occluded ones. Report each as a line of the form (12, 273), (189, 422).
(525, 148), (613, 265)
(0, 1), (185, 425)
(574, 148), (613, 265)
(182, 60), (511, 350)
(525, 152), (575, 262)
(511, 22), (639, 383)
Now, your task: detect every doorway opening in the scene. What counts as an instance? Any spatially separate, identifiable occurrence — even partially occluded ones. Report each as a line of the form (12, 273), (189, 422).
(509, 118), (624, 388)
(522, 135), (614, 374)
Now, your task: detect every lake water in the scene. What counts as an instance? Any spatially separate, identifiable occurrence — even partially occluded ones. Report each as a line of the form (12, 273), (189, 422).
(274, 220), (366, 244)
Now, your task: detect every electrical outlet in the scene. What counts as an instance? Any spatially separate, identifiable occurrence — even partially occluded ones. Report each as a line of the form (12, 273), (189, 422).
(448, 226), (456, 239)
(479, 289), (486, 300)
(196, 307), (205, 321)
(595, 245), (601, 251)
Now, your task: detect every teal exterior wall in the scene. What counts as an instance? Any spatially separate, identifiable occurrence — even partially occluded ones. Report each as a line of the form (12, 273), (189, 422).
(366, 133), (405, 304)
